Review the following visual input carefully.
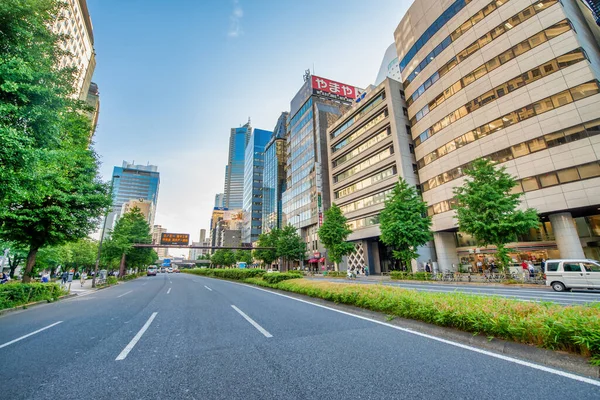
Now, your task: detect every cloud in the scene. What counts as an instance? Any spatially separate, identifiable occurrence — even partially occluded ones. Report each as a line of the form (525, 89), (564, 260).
(228, 0), (244, 38)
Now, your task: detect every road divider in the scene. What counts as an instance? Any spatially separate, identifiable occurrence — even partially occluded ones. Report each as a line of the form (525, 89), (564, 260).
(115, 312), (157, 361)
(231, 305), (272, 338)
(0, 321), (63, 349)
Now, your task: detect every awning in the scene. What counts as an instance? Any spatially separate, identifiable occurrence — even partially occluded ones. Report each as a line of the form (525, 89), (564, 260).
(308, 258), (319, 263)
(319, 257), (326, 262)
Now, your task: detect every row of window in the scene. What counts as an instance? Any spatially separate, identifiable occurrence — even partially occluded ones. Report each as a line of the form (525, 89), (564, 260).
(427, 160), (600, 216)
(416, 80), (600, 168)
(332, 110), (388, 153)
(399, 0), (470, 73)
(335, 166), (397, 200)
(422, 118), (600, 193)
(347, 214), (380, 231)
(332, 127), (391, 168)
(409, 19), (573, 118)
(290, 98), (312, 128)
(333, 146), (394, 184)
(330, 92), (385, 139)
(406, 0), (557, 105)
(339, 188), (393, 215)
(414, 47), (586, 148)
(404, 0), (510, 87)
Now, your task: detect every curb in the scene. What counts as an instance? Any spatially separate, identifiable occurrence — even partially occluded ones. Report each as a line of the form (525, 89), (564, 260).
(240, 280), (600, 379)
(309, 276), (546, 289)
(0, 293), (78, 316)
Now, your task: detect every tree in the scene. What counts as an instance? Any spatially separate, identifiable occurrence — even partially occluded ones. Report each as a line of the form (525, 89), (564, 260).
(253, 229), (280, 267)
(210, 250), (225, 267)
(0, 241), (27, 279)
(35, 245), (72, 276)
(454, 158), (539, 270)
(235, 250), (253, 265)
(277, 225), (306, 271)
(102, 208), (155, 274)
(380, 178), (432, 270)
(318, 204), (354, 271)
(66, 238), (98, 273)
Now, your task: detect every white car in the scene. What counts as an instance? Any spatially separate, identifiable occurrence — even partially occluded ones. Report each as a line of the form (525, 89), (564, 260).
(167, 267), (173, 273)
(545, 259), (600, 291)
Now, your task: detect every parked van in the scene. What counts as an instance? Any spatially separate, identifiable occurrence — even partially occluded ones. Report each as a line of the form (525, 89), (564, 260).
(545, 259), (600, 291)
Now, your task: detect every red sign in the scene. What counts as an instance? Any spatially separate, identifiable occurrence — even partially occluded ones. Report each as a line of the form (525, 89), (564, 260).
(311, 76), (358, 101)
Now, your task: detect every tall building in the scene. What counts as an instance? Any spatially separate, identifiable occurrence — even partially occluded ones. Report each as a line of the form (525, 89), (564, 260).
(582, 0), (600, 25)
(395, 0), (600, 270)
(242, 128), (272, 244)
(189, 229), (208, 260)
(208, 208), (226, 252)
(106, 161), (160, 238)
(152, 225), (168, 259)
(282, 74), (361, 257)
(53, 0), (96, 100)
(327, 78), (434, 273)
(86, 82), (100, 139)
(214, 193), (225, 208)
(375, 43), (402, 85)
(224, 121), (252, 209)
(120, 199), (155, 227)
(262, 112), (289, 233)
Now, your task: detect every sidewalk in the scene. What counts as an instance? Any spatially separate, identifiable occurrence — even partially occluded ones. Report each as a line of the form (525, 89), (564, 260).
(63, 278), (95, 296)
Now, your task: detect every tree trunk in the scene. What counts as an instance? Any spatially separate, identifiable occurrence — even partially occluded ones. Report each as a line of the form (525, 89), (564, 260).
(22, 247), (40, 283)
(334, 262), (338, 272)
(119, 253), (126, 277)
(8, 256), (22, 279)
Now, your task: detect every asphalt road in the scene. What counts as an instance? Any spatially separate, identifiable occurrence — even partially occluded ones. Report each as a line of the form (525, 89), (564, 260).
(306, 277), (600, 306)
(1, 273), (599, 400)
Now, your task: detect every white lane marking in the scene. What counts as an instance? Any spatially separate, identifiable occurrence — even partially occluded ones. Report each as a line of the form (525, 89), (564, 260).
(0, 321), (63, 349)
(231, 305), (272, 338)
(117, 291), (133, 298)
(115, 312), (158, 361)
(167, 288), (171, 294)
(142, 282), (148, 286)
(204, 286), (212, 291)
(224, 280), (600, 387)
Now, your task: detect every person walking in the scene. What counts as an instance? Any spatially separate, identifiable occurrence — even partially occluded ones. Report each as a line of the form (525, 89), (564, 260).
(541, 259), (546, 272)
(1, 271), (9, 284)
(61, 271), (68, 287)
(521, 260), (529, 281)
(528, 261), (535, 279)
(80, 271), (87, 287)
(425, 262), (431, 273)
(364, 265), (369, 277)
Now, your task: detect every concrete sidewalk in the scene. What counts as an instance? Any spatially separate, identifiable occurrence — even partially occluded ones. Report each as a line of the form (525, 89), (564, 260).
(64, 278), (95, 296)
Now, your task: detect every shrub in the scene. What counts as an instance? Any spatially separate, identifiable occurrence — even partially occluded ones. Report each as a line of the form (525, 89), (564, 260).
(324, 271), (346, 277)
(107, 276), (118, 285)
(183, 268), (266, 280)
(262, 272), (303, 284)
(390, 271), (431, 281)
(0, 283), (64, 310)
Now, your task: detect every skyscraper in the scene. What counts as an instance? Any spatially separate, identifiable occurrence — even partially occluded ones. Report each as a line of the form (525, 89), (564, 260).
(224, 121), (252, 209)
(214, 193), (225, 208)
(106, 161), (160, 237)
(242, 128), (272, 244)
(262, 112), (289, 233)
(283, 74), (361, 256)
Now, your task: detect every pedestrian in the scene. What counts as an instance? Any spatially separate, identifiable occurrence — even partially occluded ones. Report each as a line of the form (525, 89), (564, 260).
(521, 260), (529, 281)
(80, 271), (87, 287)
(364, 265), (369, 277)
(61, 271), (68, 287)
(528, 261), (535, 278)
(541, 258), (546, 272)
(41, 271), (50, 283)
(476, 260), (483, 273)
(490, 260), (496, 273)
(425, 262), (431, 273)
(1, 271), (9, 284)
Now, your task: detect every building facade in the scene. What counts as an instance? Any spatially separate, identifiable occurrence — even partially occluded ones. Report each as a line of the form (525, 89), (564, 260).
(214, 193), (225, 208)
(106, 161), (160, 238)
(282, 75), (361, 257)
(262, 112), (289, 233)
(395, 0), (600, 270)
(152, 225), (168, 259)
(208, 208), (226, 253)
(327, 78), (434, 273)
(224, 122), (252, 209)
(120, 198), (155, 227)
(242, 128), (272, 244)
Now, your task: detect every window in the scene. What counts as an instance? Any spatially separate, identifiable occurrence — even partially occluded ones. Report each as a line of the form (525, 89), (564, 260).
(563, 126), (586, 142)
(545, 131), (566, 147)
(557, 50), (585, 68)
(577, 163), (600, 179)
(533, 98), (554, 114)
(570, 81), (600, 101)
(546, 262), (559, 272)
(511, 142), (530, 157)
(557, 167), (580, 183)
(562, 263), (582, 272)
(544, 20), (571, 39)
(527, 31), (545, 47)
(539, 172), (559, 187)
(582, 262), (600, 272)
(513, 41), (531, 56)
(403, 107), (408, 116)
(551, 91), (573, 107)
(498, 49), (514, 64)
(527, 138), (547, 152)
(521, 177), (539, 191)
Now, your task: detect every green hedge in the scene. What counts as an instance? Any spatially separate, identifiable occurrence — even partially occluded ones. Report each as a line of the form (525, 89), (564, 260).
(390, 271), (431, 281)
(262, 272), (303, 284)
(183, 268), (266, 280)
(324, 271), (346, 277)
(0, 283), (64, 310)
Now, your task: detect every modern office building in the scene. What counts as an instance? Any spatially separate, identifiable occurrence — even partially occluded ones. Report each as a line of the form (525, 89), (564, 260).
(106, 161), (160, 238)
(208, 208), (226, 253)
(582, 0), (600, 25)
(86, 82), (100, 139)
(120, 198), (155, 227)
(214, 193), (225, 208)
(262, 112), (289, 233)
(375, 43), (402, 85)
(152, 225), (168, 259)
(242, 128), (272, 244)
(282, 75), (361, 257)
(327, 78), (434, 273)
(53, 0), (96, 100)
(224, 121), (252, 209)
(395, 0), (600, 271)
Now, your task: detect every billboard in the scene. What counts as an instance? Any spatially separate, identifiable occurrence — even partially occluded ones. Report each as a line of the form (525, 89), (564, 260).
(160, 233), (190, 246)
(311, 76), (360, 102)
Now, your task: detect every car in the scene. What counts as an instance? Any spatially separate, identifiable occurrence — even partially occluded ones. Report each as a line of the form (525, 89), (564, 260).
(147, 266), (157, 276)
(173, 267), (180, 273)
(167, 267), (173, 273)
(545, 259), (600, 292)
(160, 267), (166, 273)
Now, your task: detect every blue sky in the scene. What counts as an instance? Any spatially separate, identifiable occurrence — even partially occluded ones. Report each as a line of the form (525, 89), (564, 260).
(87, 0), (411, 254)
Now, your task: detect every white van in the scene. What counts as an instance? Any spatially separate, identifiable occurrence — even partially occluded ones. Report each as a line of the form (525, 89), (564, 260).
(545, 259), (600, 292)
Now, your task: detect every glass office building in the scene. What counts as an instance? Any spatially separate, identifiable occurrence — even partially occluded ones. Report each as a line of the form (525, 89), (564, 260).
(242, 128), (272, 244)
(262, 112), (289, 233)
(224, 122), (251, 209)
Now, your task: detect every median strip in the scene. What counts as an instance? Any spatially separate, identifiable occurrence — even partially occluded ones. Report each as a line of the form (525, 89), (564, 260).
(0, 321), (63, 349)
(231, 305), (272, 338)
(115, 312), (158, 361)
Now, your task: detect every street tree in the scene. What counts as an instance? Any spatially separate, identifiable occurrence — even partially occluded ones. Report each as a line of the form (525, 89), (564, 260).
(0, 241), (28, 279)
(318, 204), (354, 271)
(380, 178), (432, 270)
(35, 245), (72, 276)
(209, 250), (224, 267)
(102, 208), (155, 275)
(66, 238), (98, 273)
(253, 229), (280, 267)
(454, 158), (539, 270)
(277, 225), (306, 270)
(223, 250), (236, 268)
(235, 250), (253, 265)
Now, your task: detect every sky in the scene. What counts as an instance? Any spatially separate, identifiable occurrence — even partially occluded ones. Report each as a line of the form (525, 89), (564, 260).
(87, 0), (412, 256)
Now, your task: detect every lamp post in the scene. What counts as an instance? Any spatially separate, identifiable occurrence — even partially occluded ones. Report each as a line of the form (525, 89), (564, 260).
(92, 175), (119, 288)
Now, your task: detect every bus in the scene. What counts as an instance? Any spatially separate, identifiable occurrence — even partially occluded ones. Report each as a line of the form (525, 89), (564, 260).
(236, 262), (247, 269)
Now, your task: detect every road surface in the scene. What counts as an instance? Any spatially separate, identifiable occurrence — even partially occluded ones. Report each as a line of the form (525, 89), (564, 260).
(307, 277), (600, 306)
(1, 273), (599, 399)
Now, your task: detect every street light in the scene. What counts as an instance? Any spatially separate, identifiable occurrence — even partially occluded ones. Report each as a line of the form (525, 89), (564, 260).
(92, 175), (119, 288)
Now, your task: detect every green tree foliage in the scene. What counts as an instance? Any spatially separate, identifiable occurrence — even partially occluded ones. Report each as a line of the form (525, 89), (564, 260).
(223, 250), (236, 267)
(65, 238), (98, 272)
(210, 250), (225, 267)
(380, 178), (432, 270)
(318, 204), (354, 269)
(0, 241), (27, 278)
(253, 229), (280, 266)
(277, 225), (306, 269)
(102, 208), (156, 273)
(454, 158), (539, 269)
(0, 0), (111, 282)
(235, 250), (253, 265)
